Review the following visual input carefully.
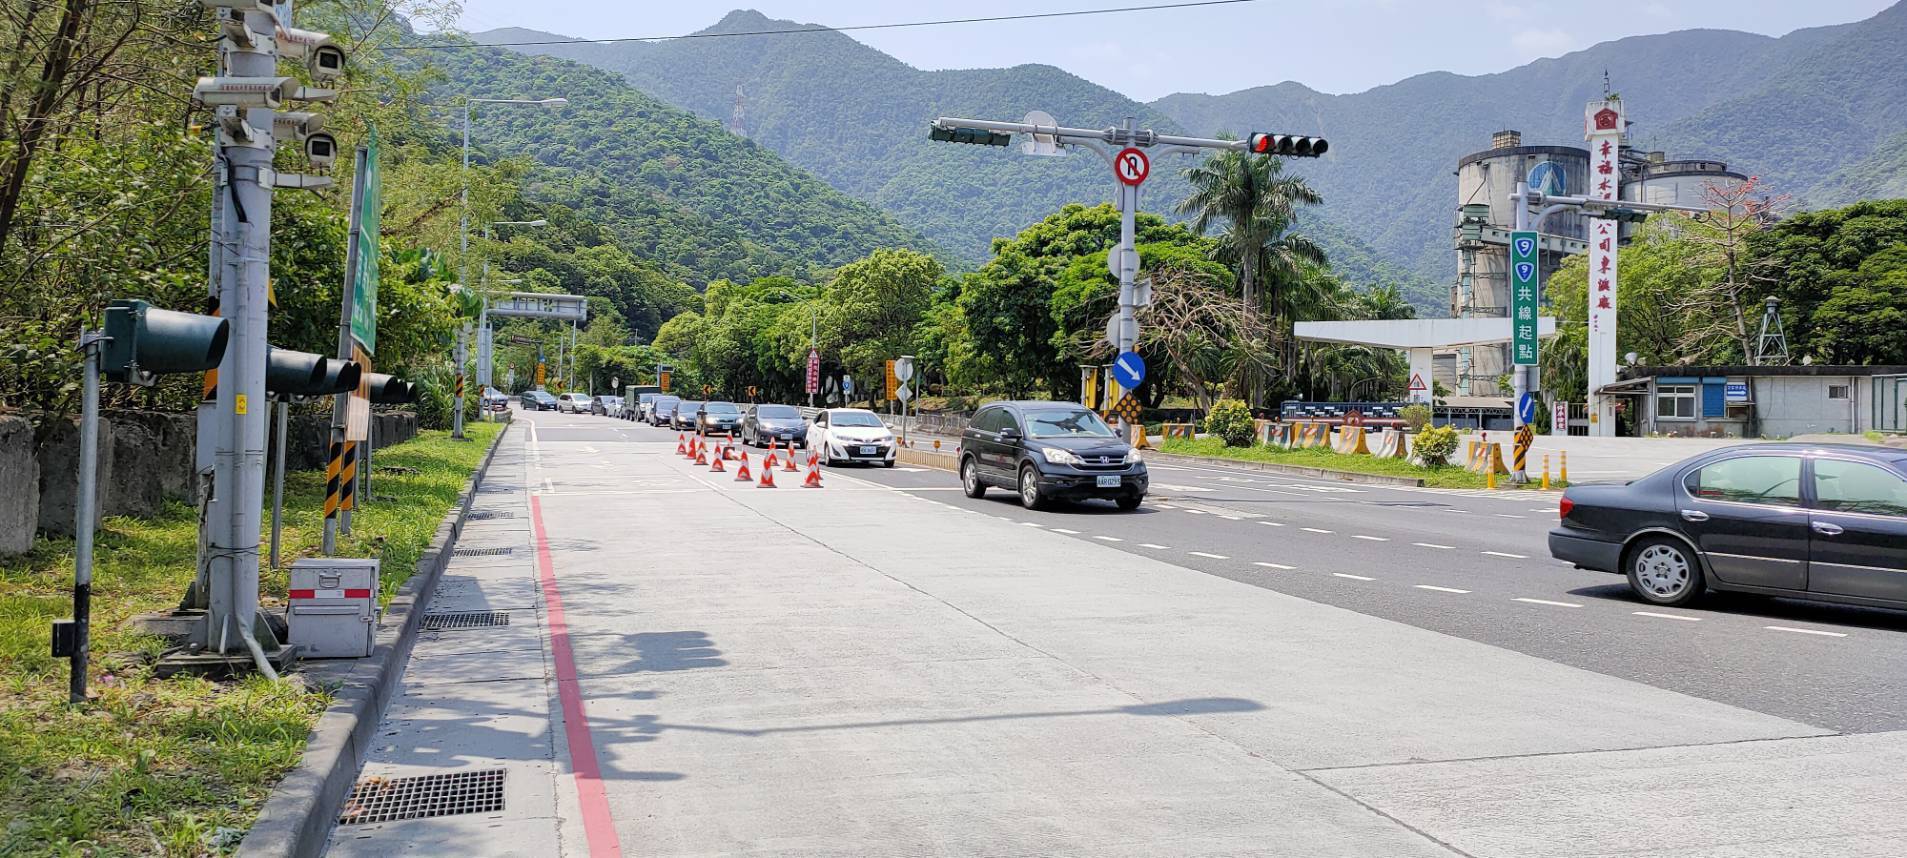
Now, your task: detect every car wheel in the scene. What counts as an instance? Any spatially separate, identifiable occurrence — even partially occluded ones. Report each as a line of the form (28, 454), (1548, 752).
(1116, 495), (1143, 511)
(883, 459), (896, 468)
(961, 457), (986, 499)
(1018, 465), (1045, 510)
(1626, 537), (1705, 607)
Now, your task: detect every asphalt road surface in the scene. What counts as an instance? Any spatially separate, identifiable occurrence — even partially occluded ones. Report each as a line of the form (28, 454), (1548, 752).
(628, 415), (1907, 734)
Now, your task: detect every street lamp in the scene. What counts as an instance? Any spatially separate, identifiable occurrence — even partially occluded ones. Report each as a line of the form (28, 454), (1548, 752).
(455, 95), (567, 438)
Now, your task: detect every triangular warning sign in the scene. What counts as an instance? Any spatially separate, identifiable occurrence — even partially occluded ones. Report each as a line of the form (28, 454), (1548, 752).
(1408, 373), (1428, 392)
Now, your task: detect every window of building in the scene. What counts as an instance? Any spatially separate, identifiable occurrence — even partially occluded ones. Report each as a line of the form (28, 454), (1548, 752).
(1827, 384), (1851, 400)
(1657, 385), (1697, 420)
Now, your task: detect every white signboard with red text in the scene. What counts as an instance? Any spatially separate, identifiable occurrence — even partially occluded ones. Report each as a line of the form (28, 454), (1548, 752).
(1584, 99), (1624, 436)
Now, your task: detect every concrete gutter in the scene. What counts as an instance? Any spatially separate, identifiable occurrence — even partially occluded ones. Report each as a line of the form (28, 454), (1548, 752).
(900, 443), (1424, 488)
(239, 422), (511, 858)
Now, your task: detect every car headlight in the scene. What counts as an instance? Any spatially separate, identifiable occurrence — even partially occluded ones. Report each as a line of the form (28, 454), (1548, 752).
(1042, 448), (1082, 466)
(1123, 448), (1143, 464)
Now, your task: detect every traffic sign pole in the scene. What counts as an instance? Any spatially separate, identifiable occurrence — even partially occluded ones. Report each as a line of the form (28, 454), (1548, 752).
(1509, 197), (1541, 483)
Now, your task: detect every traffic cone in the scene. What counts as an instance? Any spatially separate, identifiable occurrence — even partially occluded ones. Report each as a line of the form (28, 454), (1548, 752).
(734, 454), (752, 482)
(766, 438), (780, 467)
(758, 463), (777, 488)
(686, 436), (698, 459)
(675, 434), (686, 456)
(694, 445), (708, 466)
(709, 448), (726, 472)
(783, 447), (799, 472)
(802, 461), (823, 488)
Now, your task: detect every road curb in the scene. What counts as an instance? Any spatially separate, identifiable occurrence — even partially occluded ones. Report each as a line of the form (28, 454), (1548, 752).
(239, 422), (512, 858)
(1146, 451), (1425, 487)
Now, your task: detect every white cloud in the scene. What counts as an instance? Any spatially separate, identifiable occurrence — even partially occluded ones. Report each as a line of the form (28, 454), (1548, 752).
(1485, 1), (1528, 21)
(1511, 27), (1577, 60)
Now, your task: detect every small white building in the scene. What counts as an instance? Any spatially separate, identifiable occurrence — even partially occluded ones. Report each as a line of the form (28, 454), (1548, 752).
(1609, 365), (1907, 437)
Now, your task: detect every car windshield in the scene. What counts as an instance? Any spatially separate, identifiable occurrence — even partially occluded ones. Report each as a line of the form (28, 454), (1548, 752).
(705, 402), (740, 415)
(639, 394), (657, 404)
(758, 405), (800, 419)
(1024, 408), (1115, 439)
(832, 411), (883, 427)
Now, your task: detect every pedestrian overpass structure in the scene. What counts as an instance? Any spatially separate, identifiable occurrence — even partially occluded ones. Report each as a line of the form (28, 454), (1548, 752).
(1293, 317), (1558, 404)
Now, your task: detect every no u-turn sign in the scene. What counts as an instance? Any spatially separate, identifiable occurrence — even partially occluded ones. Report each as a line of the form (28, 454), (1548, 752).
(1114, 147), (1149, 186)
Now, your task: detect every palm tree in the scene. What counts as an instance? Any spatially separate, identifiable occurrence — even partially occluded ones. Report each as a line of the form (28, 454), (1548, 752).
(1177, 151), (1326, 326)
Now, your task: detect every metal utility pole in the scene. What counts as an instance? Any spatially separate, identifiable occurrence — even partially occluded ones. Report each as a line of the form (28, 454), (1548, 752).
(929, 115), (1326, 444)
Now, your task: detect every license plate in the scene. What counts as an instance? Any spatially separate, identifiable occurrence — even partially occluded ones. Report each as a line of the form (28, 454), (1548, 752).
(860, 446), (876, 455)
(1096, 475), (1122, 488)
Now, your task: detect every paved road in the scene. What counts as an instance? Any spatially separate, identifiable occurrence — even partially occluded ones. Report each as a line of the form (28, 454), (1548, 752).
(332, 409), (1907, 857)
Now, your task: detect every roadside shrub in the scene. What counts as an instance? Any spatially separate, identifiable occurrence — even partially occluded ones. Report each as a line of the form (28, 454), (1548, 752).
(1204, 398), (1255, 447)
(1399, 403), (1433, 432)
(1414, 424), (1459, 467)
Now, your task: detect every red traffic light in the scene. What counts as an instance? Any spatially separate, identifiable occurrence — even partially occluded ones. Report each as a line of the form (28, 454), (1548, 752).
(1247, 132), (1328, 158)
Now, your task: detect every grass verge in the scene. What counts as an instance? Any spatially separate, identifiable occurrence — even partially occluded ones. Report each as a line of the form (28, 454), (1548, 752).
(0, 420), (500, 856)
(1159, 436), (1566, 491)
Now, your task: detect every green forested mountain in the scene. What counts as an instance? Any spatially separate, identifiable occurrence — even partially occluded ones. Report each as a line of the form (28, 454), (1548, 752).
(471, 14), (1435, 312)
(412, 39), (935, 286)
(477, 3), (1907, 310)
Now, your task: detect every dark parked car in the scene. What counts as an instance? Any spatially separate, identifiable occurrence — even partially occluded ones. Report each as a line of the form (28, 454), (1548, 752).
(520, 391), (558, 411)
(1550, 444), (1907, 610)
(742, 404), (807, 448)
(671, 401), (703, 432)
(649, 395), (681, 428)
(959, 401), (1147, 510)
(592, 395), (623, 416)
(695, 401), (743, 436)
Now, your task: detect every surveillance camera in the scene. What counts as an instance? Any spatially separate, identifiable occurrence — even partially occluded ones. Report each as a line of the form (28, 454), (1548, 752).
(193, 75), (296, 110)
(200, 0), (276, 14)
(277, 26), (347, 80)
(271, 110), (322, 141)
(303, 131), (338, 170)
(309, 44), (347, 80)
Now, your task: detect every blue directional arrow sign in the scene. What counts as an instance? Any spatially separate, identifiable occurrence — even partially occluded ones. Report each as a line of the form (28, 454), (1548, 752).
(1112, 351), (1147, 389)
(1509, 230), (1540, 367)
(1517, 392), (1537, 424)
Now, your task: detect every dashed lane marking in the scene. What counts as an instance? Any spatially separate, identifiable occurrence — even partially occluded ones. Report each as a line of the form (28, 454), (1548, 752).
(1139, 543), (1170, 550)
(1258, 521), (1285, 528)
(1301, 527), (1334, 534)
(1188, 551), (1229, 560)
(1765, 625), (1848, 638)
(1050, 528), (1082, 535)
(1413, 542), (1454, 549)
(1094, 535), (1123, 542)
(1333, 573), (1375, 581)
(1495, 514), (1524, 519)
(1634, 611), (1701, 622)
(1351, 535), (1389, 542)
(1415, 585), (1471, 594)
(1184, 509), (1208, 515)
(1019, 522), (1044, 528)
(1254, 562), (1295, 570)
(1481, 551), (1527, 559)
(1514, 598), (1583, 608)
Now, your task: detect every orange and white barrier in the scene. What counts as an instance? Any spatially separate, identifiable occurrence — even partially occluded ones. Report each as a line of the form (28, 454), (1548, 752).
(1331, 425), (1371, 455)
(1372, 428), (1410, 459)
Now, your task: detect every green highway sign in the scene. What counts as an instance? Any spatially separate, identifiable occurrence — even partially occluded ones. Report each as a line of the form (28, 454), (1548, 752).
(1510, 230), (1539, 366)
(349, 127), (381, 353)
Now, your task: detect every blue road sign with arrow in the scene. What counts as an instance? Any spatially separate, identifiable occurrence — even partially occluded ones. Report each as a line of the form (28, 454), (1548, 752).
(1113, 351), (1147, 389)
(1517, 392), (1537, 424)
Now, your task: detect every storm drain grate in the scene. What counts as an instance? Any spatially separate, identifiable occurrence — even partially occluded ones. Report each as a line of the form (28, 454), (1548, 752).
(338, 769), (505, 825)
(422, 611), (510, 631)
(451, 547), (514, 557)
(467, 510), (515, 520)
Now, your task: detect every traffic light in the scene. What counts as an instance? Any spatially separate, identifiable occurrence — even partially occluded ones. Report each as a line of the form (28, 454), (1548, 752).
(100, 299), (230, 386)
(928, 124), (1011, 147)
(1246, 132), (1328, 158)
(1599, 207), (1651, 224)
(265, 346), (361, 397)
(363, 372), (417, 404)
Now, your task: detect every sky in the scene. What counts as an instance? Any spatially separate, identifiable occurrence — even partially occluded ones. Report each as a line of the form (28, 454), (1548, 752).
(447, 0), (1898, 101)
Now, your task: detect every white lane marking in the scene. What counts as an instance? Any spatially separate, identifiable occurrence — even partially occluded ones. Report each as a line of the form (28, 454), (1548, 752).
(1094, 535), (1123, 542)
(1413, 542), (1454, 550)
(1184, 509), (1208, 515)
(1495, 514), (1524, 519)
(1050, 528), (1082, 535)
(1218, 515), (1242, 521)
(1258, 521), (1285, 528)
(1333, 573), (1375, 581)
(1301, 527), (1334, 534)
(542, 477), (556, 495)
(1514, 598), (1583, 608)
(1019, 522), (1044, 528)
(1156, 484), (1216, 493)
(1351, 535), (1389, 542)
(1188, 551), (1229, 559)
(1139, 543), (1169, 550)
(1415, 585), (1471, 594)
(1634, 611), (1701, 622)
(1157, 503), (1179, 509)
(1765, 625), (1848, 638)
(1481, 551), (1527, 559)
(1529, 508), (1554, 513)
(1447, 509), (1470, 514)
(1254, 562), (1295, 570)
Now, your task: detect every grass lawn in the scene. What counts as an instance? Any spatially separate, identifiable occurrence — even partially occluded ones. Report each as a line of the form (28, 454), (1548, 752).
(0, 420), (500, 856)
(1159, 436), (1567, 491)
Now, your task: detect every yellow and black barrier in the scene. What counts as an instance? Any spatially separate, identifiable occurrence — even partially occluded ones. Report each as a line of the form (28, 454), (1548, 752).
(1162, 423), (1197, 440)
(1465, 437), (1508, 476)
(1332, 425), (1371, 455)
(1260, 422), (1293, 447)
(1292, 421), (1331, 449)
(1372, 429), (1410, 459)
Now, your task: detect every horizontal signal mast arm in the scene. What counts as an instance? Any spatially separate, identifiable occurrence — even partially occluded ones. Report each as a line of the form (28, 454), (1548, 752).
(931, 117), (1249, 152)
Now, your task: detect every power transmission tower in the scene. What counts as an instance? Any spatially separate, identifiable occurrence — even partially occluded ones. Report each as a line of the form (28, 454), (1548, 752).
(1754, 296), (1790, 365)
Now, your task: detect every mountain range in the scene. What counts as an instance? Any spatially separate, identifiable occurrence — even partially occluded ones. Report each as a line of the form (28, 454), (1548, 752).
(473, 3), (1907, 313)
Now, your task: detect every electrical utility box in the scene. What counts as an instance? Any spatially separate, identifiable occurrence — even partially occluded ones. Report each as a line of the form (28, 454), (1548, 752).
(287, 558), (380, 658)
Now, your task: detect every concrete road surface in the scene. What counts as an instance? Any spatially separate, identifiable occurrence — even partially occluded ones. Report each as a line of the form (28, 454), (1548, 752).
(329, 409), (1907, 857)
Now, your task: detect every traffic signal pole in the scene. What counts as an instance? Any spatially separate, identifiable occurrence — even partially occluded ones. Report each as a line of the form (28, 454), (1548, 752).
(930, 115), (1326, 444)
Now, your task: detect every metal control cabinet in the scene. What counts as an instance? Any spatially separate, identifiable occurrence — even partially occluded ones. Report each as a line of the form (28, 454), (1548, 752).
(287, 558), (379, 658)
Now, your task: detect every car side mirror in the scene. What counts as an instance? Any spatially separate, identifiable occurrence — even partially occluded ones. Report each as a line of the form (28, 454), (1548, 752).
(999, 427), (1022, 442)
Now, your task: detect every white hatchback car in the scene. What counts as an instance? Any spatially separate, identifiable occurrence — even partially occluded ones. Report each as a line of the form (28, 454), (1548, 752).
(807, 408), (897, 467)
(557, 393), (594, 414)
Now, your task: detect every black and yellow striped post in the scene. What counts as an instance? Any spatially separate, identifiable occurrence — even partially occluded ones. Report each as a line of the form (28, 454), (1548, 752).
(323, 439), (344, 520)
(339, 441), (358, 515)
(1513, 425), (1534, 485)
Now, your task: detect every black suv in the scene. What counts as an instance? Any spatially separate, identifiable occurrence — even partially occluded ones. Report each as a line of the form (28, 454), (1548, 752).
(960, 401), (1147, 510)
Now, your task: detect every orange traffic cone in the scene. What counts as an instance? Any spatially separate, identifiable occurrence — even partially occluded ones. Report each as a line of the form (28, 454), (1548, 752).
(724, 444), (738, 462)
(758, 463), (777, 488)
(694, 445), (708, 466)
(675, 434), (687, 455)
(802, 461), (823, 488)
(766, 438), (779, 466)
(783, 447), (799, 472)
(709, 447), (726, 472)
(734, 454), (752, 482)
(687, 436), (698, 459)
